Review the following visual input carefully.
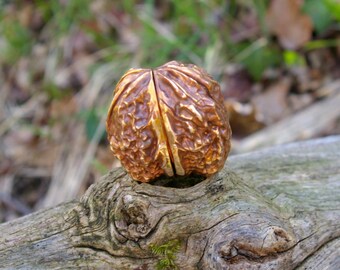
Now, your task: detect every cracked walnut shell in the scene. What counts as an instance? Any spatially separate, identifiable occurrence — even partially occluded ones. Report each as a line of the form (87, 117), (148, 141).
(106, 61), (231, 182)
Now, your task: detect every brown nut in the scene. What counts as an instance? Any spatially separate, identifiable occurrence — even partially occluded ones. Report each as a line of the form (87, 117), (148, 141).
(106, 61), (231, 182)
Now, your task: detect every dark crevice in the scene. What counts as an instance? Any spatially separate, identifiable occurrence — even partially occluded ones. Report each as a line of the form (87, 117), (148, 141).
(151, 69), (176, 176)
(197, 238), (209, 269)
(289, 224), (339, 266)
(222, 251), (273, 264)
(151, 174), (206, 188)
(141, 192), (206, 206)
(192, 213), (239, 235)
(293, 235), (340, 269)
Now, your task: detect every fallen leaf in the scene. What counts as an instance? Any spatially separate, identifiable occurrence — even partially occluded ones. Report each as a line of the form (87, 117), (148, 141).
(267, 0), (313, 49)
(252, 78), (292, 125)
(221, 65), (254, 102)
(230, 9), (259, 43)
(288, 93), (314, 111)
(290, 67), (322, 93)
(225, 100), (265, 137)
(3, 129), (59, 169)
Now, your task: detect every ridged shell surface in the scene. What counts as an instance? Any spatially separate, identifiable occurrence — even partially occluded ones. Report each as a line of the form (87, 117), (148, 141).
(106, 61), (231, 182)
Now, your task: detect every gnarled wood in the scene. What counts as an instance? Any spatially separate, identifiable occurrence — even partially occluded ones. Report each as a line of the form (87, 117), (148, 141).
(0, 136), (339, 269)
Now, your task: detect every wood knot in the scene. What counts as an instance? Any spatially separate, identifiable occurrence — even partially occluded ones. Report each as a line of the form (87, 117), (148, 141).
(114, 195), (152, 241)
(219, 226), (295, 262)
(201, 216), (297, 269)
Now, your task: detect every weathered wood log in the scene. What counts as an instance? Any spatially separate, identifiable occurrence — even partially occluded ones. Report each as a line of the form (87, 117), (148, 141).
(0, 136), (339, 269)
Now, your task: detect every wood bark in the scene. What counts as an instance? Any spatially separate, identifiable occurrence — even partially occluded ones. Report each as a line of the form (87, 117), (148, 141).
(0, 136), (339, 270)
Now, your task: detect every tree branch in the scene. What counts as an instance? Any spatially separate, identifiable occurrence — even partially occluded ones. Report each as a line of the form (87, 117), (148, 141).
(1, 136), (339, 269)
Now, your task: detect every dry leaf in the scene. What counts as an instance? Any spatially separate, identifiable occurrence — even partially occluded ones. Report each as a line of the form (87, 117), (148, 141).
(225, 100), (265, 137)
(3, 129), (59, 169)
(288, 93), (314, 111)
(252, 78), (292, 124)
(266, 0), (312, 49)
(221, 65), (254, 102)
(230, 9), (259, 43)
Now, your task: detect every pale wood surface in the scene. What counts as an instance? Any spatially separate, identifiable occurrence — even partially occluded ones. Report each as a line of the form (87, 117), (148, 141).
(0, 136), (339, 269)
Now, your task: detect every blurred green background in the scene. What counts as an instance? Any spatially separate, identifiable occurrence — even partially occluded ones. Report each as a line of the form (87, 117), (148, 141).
(0, 0), (339, 222)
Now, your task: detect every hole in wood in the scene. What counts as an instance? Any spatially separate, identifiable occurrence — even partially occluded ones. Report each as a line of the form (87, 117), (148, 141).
(150, 174), (206, 188)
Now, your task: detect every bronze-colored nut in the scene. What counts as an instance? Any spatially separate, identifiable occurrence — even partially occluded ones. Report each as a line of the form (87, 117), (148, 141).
(106, 61), (231, 182)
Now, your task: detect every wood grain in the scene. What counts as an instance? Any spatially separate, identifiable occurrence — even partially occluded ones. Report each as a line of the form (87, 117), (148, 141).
(0, 136), (339, 269)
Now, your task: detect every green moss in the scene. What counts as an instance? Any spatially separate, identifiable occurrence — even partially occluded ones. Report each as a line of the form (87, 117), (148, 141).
(150, 239), (181, 270)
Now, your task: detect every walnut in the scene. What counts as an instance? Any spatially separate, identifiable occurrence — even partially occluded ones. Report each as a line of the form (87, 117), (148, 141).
(106, 61), (231, 182)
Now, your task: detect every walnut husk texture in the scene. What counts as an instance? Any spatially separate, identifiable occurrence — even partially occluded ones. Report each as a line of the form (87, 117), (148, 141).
(106, 61), (231, 182)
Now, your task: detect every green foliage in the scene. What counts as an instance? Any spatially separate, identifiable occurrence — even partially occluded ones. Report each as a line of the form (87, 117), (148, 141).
(252, 0), (270, 35)
(304, 39), (340, 50)
(91, 158), (109, 175)
(137, 0), (217, 67)
(243, 46), (281, 81)
(233, 39), (281, 80)
(150, 239), (181, 270)
(283, 50), (306, 67)
(43, 82), (71, 100)
(0, 19), (33, 63)
(323, 0), (340, 21)
(0, 0), (93, 64)
(37, 0), (92, 36)
(303, 0), (340, 35)
(303, 0), (333, 34)
(172, 0), (206, 29)
(78, 108), (106, 142)
(0, 0), (339, 88)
